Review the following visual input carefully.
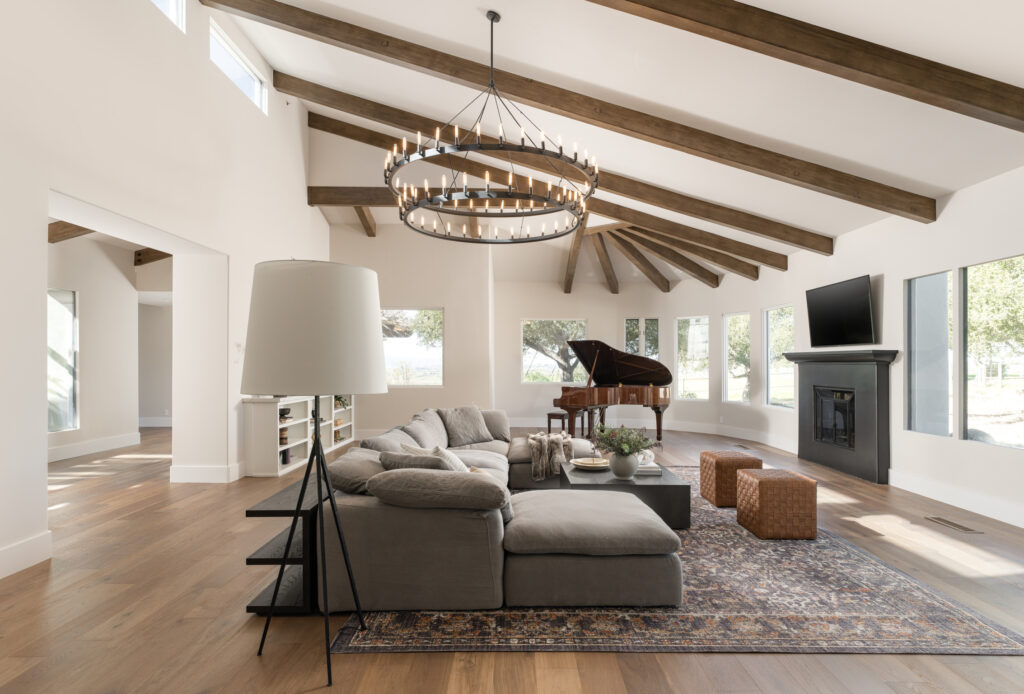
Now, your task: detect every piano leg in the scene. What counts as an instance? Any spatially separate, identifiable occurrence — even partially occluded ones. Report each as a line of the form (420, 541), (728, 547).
(599, 407), (607, 427)
(565, 408), (579, 438)
(653, 407), (664, 442)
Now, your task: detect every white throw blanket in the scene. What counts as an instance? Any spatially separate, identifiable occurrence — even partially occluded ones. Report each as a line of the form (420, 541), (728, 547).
(528, 432), (574, 481)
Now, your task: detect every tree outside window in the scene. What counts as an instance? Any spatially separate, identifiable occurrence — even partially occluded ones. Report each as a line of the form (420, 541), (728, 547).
(676, 316), (709, 400)
(381, 309), (443, 386)
(725, 313), (751, 403)
(521, 319), (587, 383)
(625, 318), (659, 360)
(765, 306), (794, 408)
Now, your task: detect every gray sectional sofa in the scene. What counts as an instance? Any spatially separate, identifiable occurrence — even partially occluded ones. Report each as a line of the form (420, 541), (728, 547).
(321, 407), (683, 611)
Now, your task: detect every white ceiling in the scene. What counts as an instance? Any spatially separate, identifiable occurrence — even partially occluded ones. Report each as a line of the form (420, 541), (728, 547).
(226, 0), (1024, 285)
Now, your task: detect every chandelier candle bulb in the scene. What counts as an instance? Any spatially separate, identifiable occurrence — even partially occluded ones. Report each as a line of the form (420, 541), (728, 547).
(528, 176), (533, 194)
(498, 123), (504, 143)
(520, 125), (525, 147)
(454, 125), (459, 144)
(485, 170), (490, 192)
(540, 130), (545, 150)
(462, 172), (468, 191)
(475, 123), (481, 143)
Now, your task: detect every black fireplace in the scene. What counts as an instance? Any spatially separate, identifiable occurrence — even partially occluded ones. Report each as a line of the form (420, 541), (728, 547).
(785, 351), (897, 484)
(814, 387), (855, 449)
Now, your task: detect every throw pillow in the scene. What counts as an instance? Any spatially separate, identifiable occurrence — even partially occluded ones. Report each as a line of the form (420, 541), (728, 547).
(358, 427), (419, 453)
(399, 443), (470, 472)
(367, 469), (509, 511)
(481, 409), (511, 443)
(401, 418), (444, 449)
(327, 449), (385, 494)
(470, 467), (514, 523)
(379, 452), (446, 471)
(437, 406), (493, 448)
(408, 410), (449, 449)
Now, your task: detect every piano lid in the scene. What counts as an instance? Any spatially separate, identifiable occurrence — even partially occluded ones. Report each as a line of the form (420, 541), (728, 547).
(568, 340), (673, 386)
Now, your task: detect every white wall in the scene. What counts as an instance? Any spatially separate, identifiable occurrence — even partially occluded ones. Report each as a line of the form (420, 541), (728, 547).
(139, 304), (173, 427)
(0, 0), (329, 578)
(47, 237), (141, 461)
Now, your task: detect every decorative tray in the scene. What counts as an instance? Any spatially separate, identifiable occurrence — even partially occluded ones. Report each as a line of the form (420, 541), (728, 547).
(570, 457), (609, 471)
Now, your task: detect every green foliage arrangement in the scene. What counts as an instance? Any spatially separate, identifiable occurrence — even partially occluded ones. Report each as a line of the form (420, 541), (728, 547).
(592, 425), (655, 457)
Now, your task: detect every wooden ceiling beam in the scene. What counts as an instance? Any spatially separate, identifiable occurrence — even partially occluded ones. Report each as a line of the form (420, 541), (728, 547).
(196, 0), (935, 221)
(583, 223), (628, 236)
(562, 217), (588, 293)
(48, 221), (94, 243)
(624, 226), (759, 280)
(302, 86), (833, 253)
(353, 206), (376, 237)
(590, 233), (619, 294)
(588, 0), (1024, 134)
(613, 228), (720, 288)
(602, 232), (671, 292)
(134, 249), (171, 266)
(308, 186), (395, 206)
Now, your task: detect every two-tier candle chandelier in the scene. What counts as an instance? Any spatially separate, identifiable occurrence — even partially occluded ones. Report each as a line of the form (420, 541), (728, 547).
(384, 10), (598, 244)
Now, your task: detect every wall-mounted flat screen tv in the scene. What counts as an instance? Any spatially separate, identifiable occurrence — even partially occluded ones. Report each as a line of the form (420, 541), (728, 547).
(806, 275), (876, 347)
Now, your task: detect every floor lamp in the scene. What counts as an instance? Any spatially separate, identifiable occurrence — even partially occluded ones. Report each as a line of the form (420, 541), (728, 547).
(241, 260), (387, 687)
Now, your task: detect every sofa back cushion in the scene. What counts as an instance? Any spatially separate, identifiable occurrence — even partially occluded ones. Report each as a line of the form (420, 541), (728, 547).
(402, 409), (449, 449)
(438, 406), (493, 448)
(328, 448), (385, 494)
(379, 452), (447, 471)
(400, 443), (469, 472)
(359, 427), (419, 454)
(367, 469), (510, 512)
(481, 409), (511, 443)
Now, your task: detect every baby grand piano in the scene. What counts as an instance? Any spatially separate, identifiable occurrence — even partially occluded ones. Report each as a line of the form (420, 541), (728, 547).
(553, 340), (672, 441)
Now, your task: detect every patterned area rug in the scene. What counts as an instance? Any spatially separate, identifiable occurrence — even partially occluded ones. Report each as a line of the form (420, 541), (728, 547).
(332, 467), (1024, 654)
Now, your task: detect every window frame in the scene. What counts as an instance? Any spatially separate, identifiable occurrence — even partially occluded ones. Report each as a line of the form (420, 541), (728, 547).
(624, 317), (659, 359)
(209, 19), (269, 113)
(674, 315), (710, 401)
(520, 318), (588, 385)
(47, 288), (80, 433)
(723, 311), (752, 405)
(763, 304), (795, 411)
(380, 307), (445, 389)
(150, 0), (186, 31)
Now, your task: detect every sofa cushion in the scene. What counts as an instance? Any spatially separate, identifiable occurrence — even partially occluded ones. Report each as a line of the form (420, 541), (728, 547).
(449, 449), (508, 472)
(481, 409), (511, 443)
(367, 469), (510, 511)
(470, 468), (513, 521)
(450, 440), (510, 456)
(401, 409), (449, 449)
(474, 466), (509, 488)
(503, 490), (681, 556)
(507, 436), (596, 465)
(359, 427), (418, 454)
(400, 443), (469, 472)
(379, 452), (447, 471)
(328, 449), (385, 494)
(437, 406), (493, 448)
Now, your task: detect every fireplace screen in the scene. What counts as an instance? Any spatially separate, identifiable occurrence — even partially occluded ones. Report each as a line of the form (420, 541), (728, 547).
(814, 387), (855, 449)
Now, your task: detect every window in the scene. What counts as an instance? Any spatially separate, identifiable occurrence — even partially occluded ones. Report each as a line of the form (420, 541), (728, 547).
(625, 318), (659, 359)
(381, 309), (443, 386)
(963, 255), (1024, 449)
(676, 316), (709, 400)
(48, 289), (78, 432)
(765, 306), (795, 408)
(521, 319), (587, 383)
(724, 313), (751, 403)
(151, 0), (186, 30)
(906, 272), (954, 436)
(209, 21), (267, 112)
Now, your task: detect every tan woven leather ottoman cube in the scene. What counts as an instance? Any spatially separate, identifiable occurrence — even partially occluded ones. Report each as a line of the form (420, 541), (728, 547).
(699, 451), (763, 507)
(736, 469), (817, 540)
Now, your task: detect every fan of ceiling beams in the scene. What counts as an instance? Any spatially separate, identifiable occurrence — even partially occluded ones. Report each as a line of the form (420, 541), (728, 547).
(198, 0), (1024, 291)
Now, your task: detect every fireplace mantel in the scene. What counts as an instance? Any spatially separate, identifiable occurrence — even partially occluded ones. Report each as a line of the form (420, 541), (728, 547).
(784, 350), (898, 365)
(784, 349), (899, 484)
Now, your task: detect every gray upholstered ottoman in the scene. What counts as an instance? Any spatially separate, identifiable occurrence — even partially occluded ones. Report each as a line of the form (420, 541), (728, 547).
(502, 490), (682, 607)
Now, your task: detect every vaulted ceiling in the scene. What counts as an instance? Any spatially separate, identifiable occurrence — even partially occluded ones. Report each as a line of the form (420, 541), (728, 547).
(207, 0), (1024, 289)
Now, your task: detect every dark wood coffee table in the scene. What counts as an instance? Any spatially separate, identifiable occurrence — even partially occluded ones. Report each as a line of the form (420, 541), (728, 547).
(558, 460), (691, 529)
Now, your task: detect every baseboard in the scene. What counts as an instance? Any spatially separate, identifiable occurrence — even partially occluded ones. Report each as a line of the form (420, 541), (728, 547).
(0, 530), (52, 580)
(169, 462), (240, 484)
(47, 432), (141, 463)
(139, 417), (172, 427)
(508, 417), (797, 453)
(889, 468), (1024, 529)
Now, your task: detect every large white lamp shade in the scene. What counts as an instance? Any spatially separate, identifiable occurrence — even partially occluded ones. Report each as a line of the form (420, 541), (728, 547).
(241, 260), (387, 396)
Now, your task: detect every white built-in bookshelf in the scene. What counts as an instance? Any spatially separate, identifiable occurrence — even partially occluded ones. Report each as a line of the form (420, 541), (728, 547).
(242, 394), (355, 477)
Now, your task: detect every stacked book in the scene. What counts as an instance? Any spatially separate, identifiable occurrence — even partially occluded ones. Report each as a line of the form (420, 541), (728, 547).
(636, 461), (662, 476)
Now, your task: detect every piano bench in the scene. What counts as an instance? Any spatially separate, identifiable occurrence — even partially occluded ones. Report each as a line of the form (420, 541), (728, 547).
(546, 410), (567, 433)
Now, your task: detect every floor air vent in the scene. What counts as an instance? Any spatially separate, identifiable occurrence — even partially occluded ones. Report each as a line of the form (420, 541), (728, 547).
(925, 516), (982, 534)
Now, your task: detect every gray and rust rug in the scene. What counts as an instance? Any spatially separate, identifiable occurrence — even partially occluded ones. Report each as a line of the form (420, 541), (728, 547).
(332, 467), (1024, 654)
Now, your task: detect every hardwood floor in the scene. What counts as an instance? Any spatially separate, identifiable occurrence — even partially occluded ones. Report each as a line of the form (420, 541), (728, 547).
(1, 427), (1022, 693)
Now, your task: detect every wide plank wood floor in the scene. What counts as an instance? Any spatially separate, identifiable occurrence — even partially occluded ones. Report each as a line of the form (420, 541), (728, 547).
(0, 427), (1022, 693)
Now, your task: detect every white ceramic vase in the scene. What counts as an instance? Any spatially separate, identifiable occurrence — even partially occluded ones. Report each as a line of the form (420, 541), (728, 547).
(609, 452), (639, 480)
